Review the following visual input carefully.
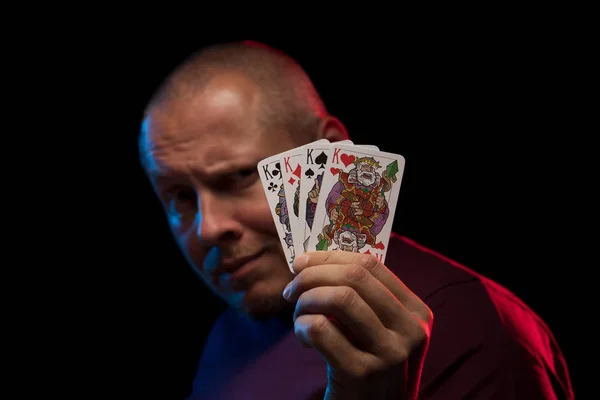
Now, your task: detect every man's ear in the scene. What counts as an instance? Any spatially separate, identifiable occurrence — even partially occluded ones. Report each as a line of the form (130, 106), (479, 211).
(317, 116), (350, 142)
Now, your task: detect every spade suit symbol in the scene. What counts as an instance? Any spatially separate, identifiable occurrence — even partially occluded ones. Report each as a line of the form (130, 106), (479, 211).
(315, 152), (327, 169)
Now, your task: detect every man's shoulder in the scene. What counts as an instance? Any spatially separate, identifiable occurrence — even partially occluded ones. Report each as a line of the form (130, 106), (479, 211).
(386, 233), (555, 340)
(385, 234), (485, 299)
(386, 235), (573, 398)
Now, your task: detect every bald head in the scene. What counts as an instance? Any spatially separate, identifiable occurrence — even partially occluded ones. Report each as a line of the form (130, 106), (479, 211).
(145, 41), (329, 143)
(137, 42), (350, 317)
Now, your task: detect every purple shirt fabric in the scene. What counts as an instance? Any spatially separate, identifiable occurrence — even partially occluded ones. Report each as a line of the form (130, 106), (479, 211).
(187, 234), (574, 399)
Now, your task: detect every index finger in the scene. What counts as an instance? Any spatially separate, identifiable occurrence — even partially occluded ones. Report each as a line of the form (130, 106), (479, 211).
(293, 251), (427, 316)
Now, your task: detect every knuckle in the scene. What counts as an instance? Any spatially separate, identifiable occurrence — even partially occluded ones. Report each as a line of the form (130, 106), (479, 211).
(294, 267), (314, 289)
(400, 319), (431, 353)
(420, 305), (434, 325)
(344, 264), (369, 283)
(413, 320), (431, 343)
(388, 321), (431, 363)
(321, 251), (335, 264)
(295, 290), (310, 310)
(347, 356), (372, 380)
(359, 253), (380, 272)
(306, 314), (329, 340)
(290, 275), (304, 293)
(412, 304), (434, 328)
(388, 347), (410, 365)
(379, 335), (410, 365)
(333, 286), (357, 308)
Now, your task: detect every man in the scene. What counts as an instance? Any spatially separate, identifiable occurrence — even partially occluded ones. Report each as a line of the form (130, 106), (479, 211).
(139, 41), (574, 399)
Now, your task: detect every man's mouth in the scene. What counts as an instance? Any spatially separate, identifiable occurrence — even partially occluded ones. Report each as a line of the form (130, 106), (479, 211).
(214, 248), (267, 276)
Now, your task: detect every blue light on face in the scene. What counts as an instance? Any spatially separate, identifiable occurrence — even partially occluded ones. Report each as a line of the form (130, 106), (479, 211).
(139, 117), (160, 173)
(168, 211), (181, 227)
(203, 246), (221, 274)
(195, 203), (202, 233)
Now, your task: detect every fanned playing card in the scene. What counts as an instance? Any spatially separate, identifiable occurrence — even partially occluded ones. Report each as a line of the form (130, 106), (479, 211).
(297, 142), (376, 255)
(279, 139), (329, 258)
(257, 139), (328, 269)
(354, 144), (379, 150)
(306, 143), (405, 264)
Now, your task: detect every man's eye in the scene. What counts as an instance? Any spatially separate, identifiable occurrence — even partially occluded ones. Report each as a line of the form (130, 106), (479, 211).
(235, 168), (256, 179)
(229, 168), (257, 185)
(167, 187), (197, 205)
(177, 189), (196, 203)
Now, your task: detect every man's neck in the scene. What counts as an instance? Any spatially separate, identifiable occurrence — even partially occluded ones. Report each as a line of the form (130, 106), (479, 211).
(212, 304), (295, 359)
(232, 302), (295, 331)
(274, 304), (295, 328)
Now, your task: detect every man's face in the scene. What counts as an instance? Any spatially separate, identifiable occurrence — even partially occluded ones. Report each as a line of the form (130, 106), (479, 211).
(140, 74), (298, 317)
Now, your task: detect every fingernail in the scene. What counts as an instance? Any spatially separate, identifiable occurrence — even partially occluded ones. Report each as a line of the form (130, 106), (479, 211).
(283, 282), (292, 299)
(292, 254), (309, 273)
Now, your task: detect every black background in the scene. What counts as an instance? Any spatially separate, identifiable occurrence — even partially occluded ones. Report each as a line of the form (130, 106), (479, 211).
(71, 27), (586, 399)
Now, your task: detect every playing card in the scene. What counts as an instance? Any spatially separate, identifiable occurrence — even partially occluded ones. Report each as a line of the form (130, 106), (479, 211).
(306, 143), (405, 264)
(279, 139), (330, 257)
(297, 142), (377, 255)
(257, 139), (328, 269)
(354, 145), (379, 150)
(297, 140), (354, 254)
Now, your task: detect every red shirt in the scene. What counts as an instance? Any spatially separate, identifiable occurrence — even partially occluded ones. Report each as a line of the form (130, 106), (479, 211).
(187, 234), (574, 399)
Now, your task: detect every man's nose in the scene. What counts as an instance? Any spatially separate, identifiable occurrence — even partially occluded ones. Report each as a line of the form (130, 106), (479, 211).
(196, 193), (242, 245)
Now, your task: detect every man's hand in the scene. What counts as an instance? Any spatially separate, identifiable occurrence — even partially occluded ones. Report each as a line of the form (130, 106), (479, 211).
(283, 251), (433, 400)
